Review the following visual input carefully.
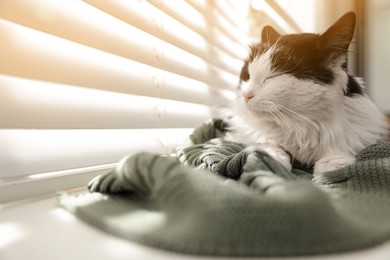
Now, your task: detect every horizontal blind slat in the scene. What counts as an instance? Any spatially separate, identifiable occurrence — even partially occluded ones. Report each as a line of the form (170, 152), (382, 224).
(0, 75), (212, 129)
(83, 0), (242, 75)
(0, 164), (115, 203)
(0, 19), (238, 95)
(0, 128), (193, 178)
(0, 1), (238, 88)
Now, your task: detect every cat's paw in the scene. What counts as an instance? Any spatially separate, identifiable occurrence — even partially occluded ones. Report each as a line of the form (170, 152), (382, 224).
(88, 155), (133, 193)
(88, 153), (163, 196)
(314, 155), (355, 175)
(257, 144), (292, 172)
(88, 170), (126, 193)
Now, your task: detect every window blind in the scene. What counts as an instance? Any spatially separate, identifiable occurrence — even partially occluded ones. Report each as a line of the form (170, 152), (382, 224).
(0, 0), (248, 202)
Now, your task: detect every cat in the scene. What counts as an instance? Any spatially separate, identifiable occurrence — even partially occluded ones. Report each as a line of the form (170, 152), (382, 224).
(228, 12), (387, 175)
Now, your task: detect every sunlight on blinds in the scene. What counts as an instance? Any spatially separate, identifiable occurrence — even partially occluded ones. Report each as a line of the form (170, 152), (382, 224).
(0, 128), (194, 177)
(0, 75), (211, 129)
(251, 0), (294, 33)
(0, 0), (249, 201)
(148, 0), (247, 59)
(186, 0), (249, 47)
(0, 18), (237, 89)
(83, 0), (243, 75)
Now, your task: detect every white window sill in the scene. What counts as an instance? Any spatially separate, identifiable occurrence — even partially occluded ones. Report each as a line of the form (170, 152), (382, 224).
(1, 193), (390, 260)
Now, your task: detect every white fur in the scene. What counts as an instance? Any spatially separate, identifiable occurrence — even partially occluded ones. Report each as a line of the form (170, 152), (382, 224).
(228, 49), (387, 175)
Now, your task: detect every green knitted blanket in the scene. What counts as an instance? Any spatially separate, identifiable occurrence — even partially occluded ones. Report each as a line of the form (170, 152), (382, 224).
(59, 119), (390, 257)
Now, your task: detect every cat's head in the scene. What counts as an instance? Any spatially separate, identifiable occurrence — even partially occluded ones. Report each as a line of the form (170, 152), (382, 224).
(238, 12), (357, 116)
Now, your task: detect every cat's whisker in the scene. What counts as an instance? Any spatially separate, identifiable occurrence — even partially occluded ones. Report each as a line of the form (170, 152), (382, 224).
(275, 111), (295, 131)
(270, 102), (320, 131)
(282, 108), (319, 130)
(260, 100), (296, 131)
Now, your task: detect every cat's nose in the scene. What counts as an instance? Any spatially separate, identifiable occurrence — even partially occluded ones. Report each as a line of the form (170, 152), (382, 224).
(243, 93), (254, 102)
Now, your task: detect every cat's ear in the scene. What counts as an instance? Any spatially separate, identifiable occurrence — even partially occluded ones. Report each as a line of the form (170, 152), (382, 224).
(261, 25), (280, 46)
(320, 12), (356, 53)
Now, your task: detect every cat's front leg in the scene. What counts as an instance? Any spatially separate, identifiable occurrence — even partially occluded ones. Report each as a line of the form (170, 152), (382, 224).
(314, 154), (355, 175)
(256, 143), (292, 172)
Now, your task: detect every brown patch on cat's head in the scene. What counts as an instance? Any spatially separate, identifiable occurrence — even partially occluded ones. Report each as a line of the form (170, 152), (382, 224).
(239, 44), (267, 83)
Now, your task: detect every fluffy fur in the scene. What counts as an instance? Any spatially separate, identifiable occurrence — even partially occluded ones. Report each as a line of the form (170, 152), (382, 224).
(228, 12), (387, 175)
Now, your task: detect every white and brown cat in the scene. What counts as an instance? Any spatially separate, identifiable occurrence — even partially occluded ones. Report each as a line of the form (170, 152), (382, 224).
(228, 12), (387, 175)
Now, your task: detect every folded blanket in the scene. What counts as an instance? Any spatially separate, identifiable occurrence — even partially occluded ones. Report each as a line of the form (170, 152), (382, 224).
(59, 119), (390, 257)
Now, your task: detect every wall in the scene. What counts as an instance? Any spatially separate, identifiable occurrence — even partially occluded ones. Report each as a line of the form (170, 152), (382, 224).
(366, 0), (390, 112)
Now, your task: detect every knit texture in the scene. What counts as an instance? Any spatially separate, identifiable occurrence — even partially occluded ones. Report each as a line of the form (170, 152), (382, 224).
(59, 119), (390, 257)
